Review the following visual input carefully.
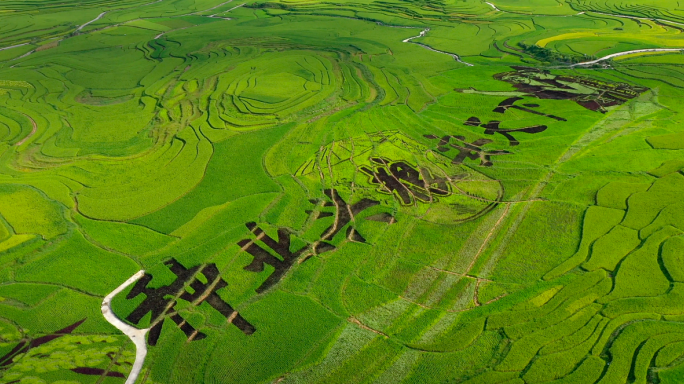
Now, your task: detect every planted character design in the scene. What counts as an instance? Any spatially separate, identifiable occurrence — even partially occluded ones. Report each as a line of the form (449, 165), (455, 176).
(238, 223), (309, 294)
(360, 157), (451, 205)
(238, 189), (384, 293)
(456, 67), (648, 113)
(316, 188), (380, 243)
(424, 134), (510, 167)
(464, 117), (547, 146)
(295, 131), (504, 224)
(125, 259), (254, 346)
(494, 96), (566, 121)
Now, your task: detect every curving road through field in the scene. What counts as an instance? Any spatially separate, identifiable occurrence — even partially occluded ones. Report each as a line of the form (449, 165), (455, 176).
(485, 2), (500, 11)
(76, 12), (108, 33)
(101, 270), (150, 384)
(571, 48), (684, 66)
(0, 42), (29, 52)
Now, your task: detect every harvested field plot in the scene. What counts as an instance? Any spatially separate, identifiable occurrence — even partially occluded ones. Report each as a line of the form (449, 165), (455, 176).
(0, 0), (684, 383)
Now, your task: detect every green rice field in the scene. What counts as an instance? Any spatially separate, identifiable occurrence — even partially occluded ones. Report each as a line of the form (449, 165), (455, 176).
(1, 0), (684, 382)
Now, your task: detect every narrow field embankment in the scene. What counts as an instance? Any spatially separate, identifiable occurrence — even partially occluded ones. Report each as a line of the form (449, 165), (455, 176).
(15, 114), (37, 146)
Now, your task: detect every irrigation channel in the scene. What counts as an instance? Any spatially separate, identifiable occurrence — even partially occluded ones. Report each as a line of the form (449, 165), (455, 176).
(101, 270), (149, 384)
(402, 28), (474, 66)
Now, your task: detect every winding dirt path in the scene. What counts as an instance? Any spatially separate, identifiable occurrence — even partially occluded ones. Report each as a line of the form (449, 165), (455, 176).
(101, 270), (149, 384)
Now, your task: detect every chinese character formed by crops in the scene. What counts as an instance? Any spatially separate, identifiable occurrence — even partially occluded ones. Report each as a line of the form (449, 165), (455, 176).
(492, 67), (648, 113)
(238, 222), (308, 294)
(295, 131), (504, 224)
(238, 189), (382, 293)
(359, 157), (451, 205)
(464, 117), (547, 146)
(494, 96), (567, 121)
(125, 259), (254, 346)
(424, 134), (510, 167)
(315, 188), (381, 243)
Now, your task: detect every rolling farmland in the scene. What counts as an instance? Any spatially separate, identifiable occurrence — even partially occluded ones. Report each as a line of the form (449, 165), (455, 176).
(0, 0), (684, 383)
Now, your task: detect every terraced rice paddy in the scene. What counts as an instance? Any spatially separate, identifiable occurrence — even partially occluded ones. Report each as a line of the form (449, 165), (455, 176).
(0, 0), (684, 383)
